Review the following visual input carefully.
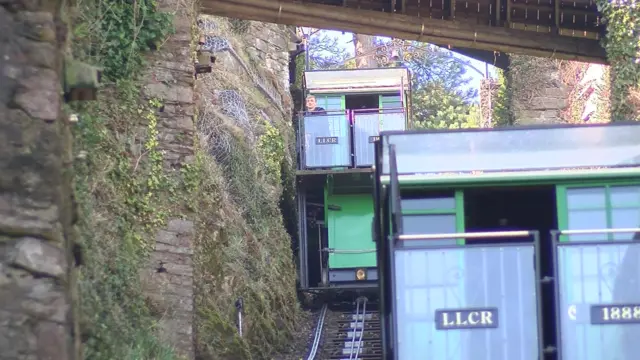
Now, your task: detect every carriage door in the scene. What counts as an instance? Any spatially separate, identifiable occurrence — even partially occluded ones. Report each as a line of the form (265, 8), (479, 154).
(379, 94), (405, 132)
(554, 184), (640, 360)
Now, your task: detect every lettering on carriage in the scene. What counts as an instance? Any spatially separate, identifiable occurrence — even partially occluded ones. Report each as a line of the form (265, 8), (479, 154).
(590, 304), (640, 325)
(315, 136), (339, 145)
(368, 136), (380, 143)
(435, 307), (499, 330)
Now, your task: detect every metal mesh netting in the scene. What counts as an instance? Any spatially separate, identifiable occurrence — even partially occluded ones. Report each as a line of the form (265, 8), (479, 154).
(198, 88), (257, 166)
(217, 90), (250, 129)
(197, 18), (218, 33)
(203, 35), (231, 53)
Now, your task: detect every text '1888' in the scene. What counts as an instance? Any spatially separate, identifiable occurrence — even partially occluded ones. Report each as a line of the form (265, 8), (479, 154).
(591, 304), (640, 325)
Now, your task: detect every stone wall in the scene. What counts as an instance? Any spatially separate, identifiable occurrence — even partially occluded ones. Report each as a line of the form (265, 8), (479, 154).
(0, 1), (79, 359)
(140, 0), (198, 358)
(509, 56), (569, 125)
(507, 55), (610, 125)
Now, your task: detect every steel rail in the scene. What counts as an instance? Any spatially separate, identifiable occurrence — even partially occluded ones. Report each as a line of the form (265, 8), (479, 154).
(306, 304), (328, 360)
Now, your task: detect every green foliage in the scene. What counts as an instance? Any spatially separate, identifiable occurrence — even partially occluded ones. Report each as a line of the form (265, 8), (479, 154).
(72, 81), (176, 359)
(72, 0), (174, 81)
(307, 30), (351, 69)
(258, 121), (286, 183)
(596, 0), (640, 120)
(492, 69), (511, 126)
(411, 82), (480, 129)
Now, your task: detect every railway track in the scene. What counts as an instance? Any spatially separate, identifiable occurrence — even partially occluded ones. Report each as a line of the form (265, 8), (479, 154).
(306, 297), (382, 360)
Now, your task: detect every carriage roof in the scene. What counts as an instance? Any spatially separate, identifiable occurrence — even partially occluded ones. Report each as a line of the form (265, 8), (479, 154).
(304, 67), (411, 94)
(378, 122), (640, 185)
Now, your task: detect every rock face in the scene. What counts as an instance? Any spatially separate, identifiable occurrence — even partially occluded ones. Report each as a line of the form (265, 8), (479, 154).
(193, 16), (300, 359)
(0, 1), (79, 359)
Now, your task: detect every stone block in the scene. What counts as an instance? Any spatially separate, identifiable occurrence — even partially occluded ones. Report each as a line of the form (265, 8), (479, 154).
(155, 241), (193, 255)
(144, 83), (194, 104)
(151, 250), (193, 267)
(35, 321), (68, 360)
(22, 280), (67, 323)
(9, 237), (65, 278)
(11, 67), (59, 121)
(167, 219), (194, 234)
(530, 96), (567, 110)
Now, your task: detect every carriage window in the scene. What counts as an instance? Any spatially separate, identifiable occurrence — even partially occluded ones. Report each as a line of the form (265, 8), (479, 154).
(399, 192), (461, 247)
(401, 214), (457, 247)
(563, 184), (640, 241)
(401, 196), (455, 211)
(380, 94), (402, 109)
(314, 95), (344, 111)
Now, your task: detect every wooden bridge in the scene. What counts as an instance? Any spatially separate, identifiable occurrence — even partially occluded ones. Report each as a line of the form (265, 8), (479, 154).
(201, 0), (606, 67)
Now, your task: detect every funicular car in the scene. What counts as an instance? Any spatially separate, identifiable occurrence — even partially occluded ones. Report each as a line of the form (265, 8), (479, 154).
(296, 67), (411, 289)
(372, 122), (640, 360)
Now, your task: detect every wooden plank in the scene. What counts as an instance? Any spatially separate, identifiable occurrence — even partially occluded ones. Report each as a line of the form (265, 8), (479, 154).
(201, 0), (607, 62)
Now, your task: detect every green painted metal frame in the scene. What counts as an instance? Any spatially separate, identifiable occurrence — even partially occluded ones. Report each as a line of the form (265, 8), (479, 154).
(556, 179), (640, 242)
(313, 94), (345, 110)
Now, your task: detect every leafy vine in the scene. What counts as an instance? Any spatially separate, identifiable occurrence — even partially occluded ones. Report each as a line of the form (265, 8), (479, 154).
(73, 0), (174, 80)
(597, 0), (640, 120)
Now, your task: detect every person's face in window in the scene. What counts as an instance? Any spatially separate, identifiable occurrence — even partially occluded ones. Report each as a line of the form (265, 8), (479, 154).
(306, 96), (317, 111)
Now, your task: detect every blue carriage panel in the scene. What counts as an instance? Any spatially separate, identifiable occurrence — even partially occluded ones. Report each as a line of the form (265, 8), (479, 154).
(302, 111), (351, 168)
(555, 241), (640, 360)
(353, 109), (406, 168)
(394, 245), (539, 360)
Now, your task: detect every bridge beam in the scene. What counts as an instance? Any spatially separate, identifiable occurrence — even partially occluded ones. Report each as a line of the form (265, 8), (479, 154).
(202, 0), (607, 64)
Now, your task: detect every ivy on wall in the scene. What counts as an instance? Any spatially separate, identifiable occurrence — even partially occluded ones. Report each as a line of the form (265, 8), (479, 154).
(69, 0), (176, 358)
(597, 0), (640, 120)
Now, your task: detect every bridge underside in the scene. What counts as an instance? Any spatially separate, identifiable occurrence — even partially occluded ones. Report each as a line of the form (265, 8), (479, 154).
(202, 0), (607, 65)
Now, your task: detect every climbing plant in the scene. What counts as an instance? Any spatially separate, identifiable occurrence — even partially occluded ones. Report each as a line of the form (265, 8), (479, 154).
(73, 0), (174, 80)
(596, 0), (640, 120)
(258, 120), (286, 183)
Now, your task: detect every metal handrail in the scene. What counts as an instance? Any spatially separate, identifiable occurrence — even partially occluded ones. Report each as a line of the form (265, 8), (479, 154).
(351, 107), (405, 114)
(398, 230), (534, 241)
(558, 228), (640, 235)
(322, 248), (376, 254)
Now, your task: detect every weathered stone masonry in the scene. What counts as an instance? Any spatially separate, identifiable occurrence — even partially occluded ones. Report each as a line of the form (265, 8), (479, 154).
(140, 0), (198, 358)
(0, 1), (79, 359)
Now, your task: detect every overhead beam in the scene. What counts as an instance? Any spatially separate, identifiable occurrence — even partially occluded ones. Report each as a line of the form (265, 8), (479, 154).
(201, 0), (607, 63)
(448, 48), (509, 70)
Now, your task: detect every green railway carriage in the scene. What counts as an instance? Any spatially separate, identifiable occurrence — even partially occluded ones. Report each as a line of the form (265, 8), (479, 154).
(296, 67), (411, 290)
(372, 122), (640, 360)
